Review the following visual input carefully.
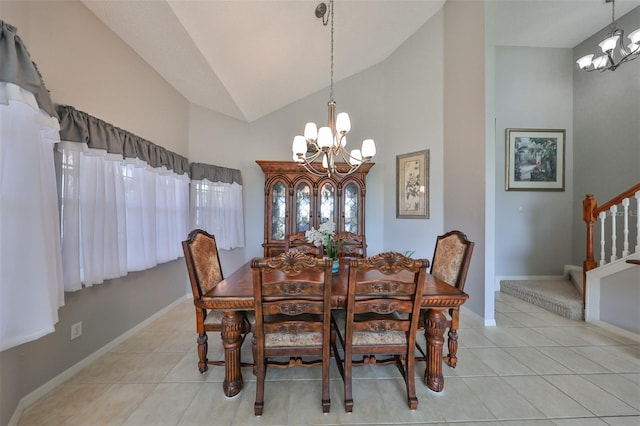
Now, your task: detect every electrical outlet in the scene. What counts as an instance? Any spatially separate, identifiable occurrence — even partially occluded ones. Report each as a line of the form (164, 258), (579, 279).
(70, 322), (82, 340)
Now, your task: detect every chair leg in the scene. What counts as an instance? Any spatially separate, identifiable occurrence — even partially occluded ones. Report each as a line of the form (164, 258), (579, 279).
(446, 308), (459, 368)
(254, 360), (265, 416)
(322, 355), (330, 413)
(344, 355), (353, 413)
(404, 354), (418, 410)
(252, 334), (258, 376)
(197, 333), (208, 373)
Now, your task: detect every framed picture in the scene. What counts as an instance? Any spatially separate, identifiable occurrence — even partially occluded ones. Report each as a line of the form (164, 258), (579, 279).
(396, 150), (429, 219)
(505, 128), (565, 191)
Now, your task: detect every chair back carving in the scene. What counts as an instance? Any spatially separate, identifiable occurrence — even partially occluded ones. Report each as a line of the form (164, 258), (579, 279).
(335, 232), (366, 258)
(285, 231), (324, 257)
(250, 251), (333, 414)
(430, 230), (474, 291)
(182, 229), (224, 298)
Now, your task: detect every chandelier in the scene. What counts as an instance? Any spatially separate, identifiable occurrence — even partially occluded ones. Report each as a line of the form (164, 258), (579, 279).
(291, 0), (376, 178)
(576, 0), (640, 72)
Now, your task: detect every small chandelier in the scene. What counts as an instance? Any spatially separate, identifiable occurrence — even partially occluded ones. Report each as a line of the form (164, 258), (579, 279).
(576, 0), (640, 72)
(292, 0), (376, 178)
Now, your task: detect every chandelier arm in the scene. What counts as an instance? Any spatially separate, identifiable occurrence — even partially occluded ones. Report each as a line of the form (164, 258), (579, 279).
(300, 162), (333, 178)
(300, 148), (325, 164)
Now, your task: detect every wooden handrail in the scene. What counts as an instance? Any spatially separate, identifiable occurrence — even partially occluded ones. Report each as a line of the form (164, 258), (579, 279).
(583, 183), (640, 307)
(593, 183), (640, 217)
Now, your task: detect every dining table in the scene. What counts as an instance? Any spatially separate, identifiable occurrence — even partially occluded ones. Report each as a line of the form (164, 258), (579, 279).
(202, 257), (469, 398)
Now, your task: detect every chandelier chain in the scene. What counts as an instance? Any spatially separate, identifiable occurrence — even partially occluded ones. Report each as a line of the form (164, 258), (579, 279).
(329, 0), (334, 102)
(610, 0), (616, 31)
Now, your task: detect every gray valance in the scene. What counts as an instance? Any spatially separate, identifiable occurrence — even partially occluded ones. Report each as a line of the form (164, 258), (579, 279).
(190, 162), (242, 185)
(0, 20), (57, 118)
(56, 105), (189, 175)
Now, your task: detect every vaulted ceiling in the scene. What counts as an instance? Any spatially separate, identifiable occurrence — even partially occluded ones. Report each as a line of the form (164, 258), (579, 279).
(82, 0), (640, 123)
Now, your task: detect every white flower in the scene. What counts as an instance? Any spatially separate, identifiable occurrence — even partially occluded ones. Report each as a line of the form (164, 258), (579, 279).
(305, 220), (337, 253)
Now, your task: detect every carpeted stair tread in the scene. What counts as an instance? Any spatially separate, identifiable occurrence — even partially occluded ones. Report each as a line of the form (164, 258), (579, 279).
(500, 279), (583, 321)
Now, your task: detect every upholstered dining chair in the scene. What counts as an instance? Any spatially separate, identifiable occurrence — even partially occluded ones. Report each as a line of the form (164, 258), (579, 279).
(415, 230), (474, 368)
(332, 252), (428, 412)
(182, 229), (252, 373)
(334, 232), (366, 258)
(250, 252), (334, 416)
(285, 231), (324, 257)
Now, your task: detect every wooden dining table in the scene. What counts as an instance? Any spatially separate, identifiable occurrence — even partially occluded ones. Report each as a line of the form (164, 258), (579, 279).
(202, 258), (469, 398)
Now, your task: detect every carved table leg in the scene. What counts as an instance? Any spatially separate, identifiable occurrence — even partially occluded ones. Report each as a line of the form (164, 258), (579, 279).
(222, 311), (244, 397)
(447, 308), (459, 368)
(423, 308), (447, 392)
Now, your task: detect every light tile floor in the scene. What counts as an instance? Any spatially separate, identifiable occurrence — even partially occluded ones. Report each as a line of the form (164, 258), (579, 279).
(19, 292), (640, 425)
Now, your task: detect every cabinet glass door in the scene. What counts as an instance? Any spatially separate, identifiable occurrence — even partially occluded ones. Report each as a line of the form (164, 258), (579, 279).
(271, 181), (287, 240)
(343, 182), (359, 233)
(319, 182), (335, 225)
(295, 182), (312, 232)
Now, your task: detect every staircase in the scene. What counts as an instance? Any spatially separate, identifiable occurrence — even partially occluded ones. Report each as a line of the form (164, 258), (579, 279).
(500, 269), (584, 321)
(501, 184), (639, 325)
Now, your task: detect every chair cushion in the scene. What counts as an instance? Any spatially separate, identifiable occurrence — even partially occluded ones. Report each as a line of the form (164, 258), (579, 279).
(265, 332), (323, 348)
(203, 309), (225, 325)
(203, 310), (255, 328)
(333, 310), (407, 346)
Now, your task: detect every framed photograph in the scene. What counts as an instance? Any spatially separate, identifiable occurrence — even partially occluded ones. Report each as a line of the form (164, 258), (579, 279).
(505, 128), (565, 191)
(396, 150), (429, 219)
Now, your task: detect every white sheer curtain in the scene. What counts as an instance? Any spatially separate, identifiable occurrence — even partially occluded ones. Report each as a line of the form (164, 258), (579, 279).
(58, 143), (189, 290)
(190, 179), (245, 250)
(0, 82), (65, 351)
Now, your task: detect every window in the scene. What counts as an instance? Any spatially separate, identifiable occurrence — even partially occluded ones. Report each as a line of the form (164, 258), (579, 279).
(58, 143), (189, 290)
(190, 178), (244, 250)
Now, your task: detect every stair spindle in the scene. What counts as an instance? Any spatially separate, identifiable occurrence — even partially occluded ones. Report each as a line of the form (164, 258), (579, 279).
(599, 211), (606, 266)
(609, 205), (617, 262)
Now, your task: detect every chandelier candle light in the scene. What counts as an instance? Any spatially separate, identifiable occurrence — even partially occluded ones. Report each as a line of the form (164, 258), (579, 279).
(576, 0), (640, 72)
(292, 0), (376, 177)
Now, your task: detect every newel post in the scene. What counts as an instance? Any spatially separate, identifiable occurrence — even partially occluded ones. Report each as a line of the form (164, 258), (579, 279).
(582, 194), (597, 307)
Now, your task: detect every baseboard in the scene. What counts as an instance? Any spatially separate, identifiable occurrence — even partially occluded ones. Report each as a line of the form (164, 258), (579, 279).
(588, 319), (640, 344)
(460, 305), (495, 327)
(8, 295), (189, 426)
(494, 274), (565, 292)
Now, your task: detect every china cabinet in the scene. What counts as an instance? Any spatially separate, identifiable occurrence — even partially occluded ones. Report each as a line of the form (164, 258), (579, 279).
(256, 160), (373, 257)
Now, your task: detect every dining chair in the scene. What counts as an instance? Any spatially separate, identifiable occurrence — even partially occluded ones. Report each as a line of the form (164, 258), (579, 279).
(415, 230), (474, 368)
(182, 229), (252, 373)
(250, 251), (334, 415)
(334, 232), (366, 258)
(285, 231), (324, 257)
(332, 251), (428, 412)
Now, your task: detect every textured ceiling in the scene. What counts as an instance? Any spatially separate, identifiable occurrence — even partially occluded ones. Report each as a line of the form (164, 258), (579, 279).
(82, 0), (640, 123)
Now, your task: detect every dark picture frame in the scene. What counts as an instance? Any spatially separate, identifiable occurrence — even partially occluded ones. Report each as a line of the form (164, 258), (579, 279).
(396, 150), (429, 219)
(505, 128), (565, 191)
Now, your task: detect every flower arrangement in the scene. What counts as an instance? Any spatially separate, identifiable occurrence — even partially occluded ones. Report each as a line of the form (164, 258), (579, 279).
(305, 220), (342, 259)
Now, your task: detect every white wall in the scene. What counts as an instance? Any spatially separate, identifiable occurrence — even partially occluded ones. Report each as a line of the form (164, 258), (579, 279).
(382, 9), (445, 259)
(495, 47), (575, 278)
(599, 266), (640, 334)
(444, 0), (487, 318)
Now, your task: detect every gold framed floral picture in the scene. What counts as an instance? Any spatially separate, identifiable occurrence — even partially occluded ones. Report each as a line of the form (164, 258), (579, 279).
(505, 128), (565, 191)
(396, 150), (429, 219)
